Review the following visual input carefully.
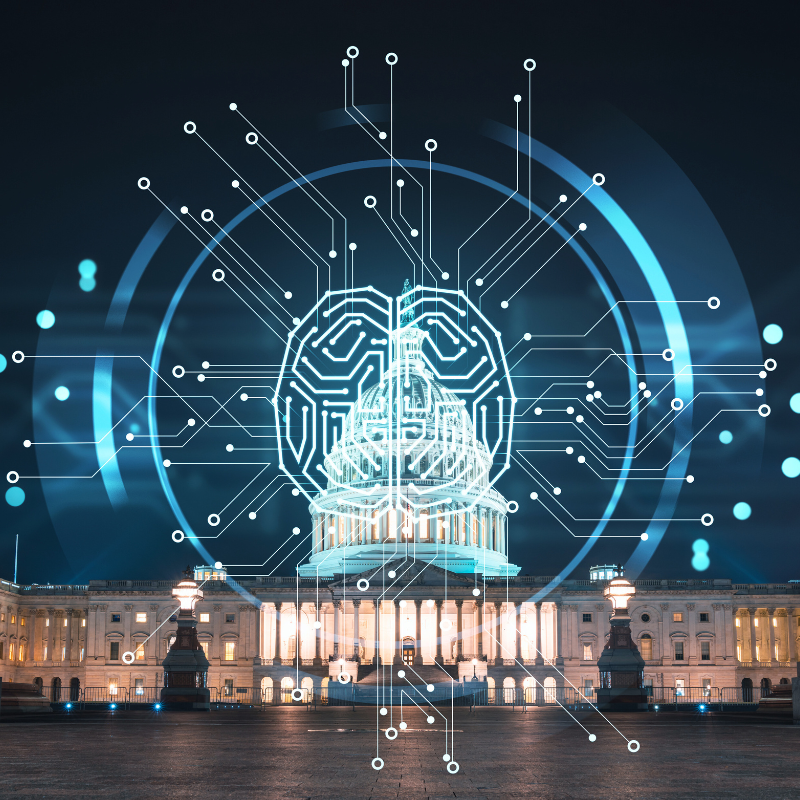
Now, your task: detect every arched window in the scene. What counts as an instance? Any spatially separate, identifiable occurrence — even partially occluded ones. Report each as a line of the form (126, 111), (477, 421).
(51, 677), (62, 702)
(300, 676), (314, 700)
(639, 634), (653, 660)
(543, 676), (557, 704)
(741, 677), (753, 702)
(280, 676), (294, 703)
(69, 677), (80, 701)
(760, 677), (771, 697)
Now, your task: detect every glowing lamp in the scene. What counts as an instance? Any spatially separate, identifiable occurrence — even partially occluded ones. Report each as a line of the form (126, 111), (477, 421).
(604, 577), (635, 614)
(173, 580), (203, 614)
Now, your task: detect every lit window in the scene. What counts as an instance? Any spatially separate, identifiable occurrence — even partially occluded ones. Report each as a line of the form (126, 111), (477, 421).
(0, 613), (4, 622)
(82, 619), (86, 627)
(699, 612), (709, 622)
(200, 642), (209, 657)
(43, 646), (48, 660)
(735, 618), (741, 627)
(737, 644), (743, 661)
(20, 616), (24, 626)
(225, 614), (235, 624)
(135, 613), (147, 623)
(775, 644), (779, 660)
(135, 644), (145, 660)
(9, 643), (15, 660)
(675, 679), (685, 697)
(772, 618), (778, 628)
(223, 679), (233, 696)
(18, 644), (23, 661)
(700, 641), (710, 661)
(583, 644), (592, 661)
(61, 646), (66, 661)
(583, 679), (594, 697)
(674, 642), (684, 660)
(702, 678), (711, 696)
(755, 645), (760, 661)
(135, 678), (144, 696)
(582, 613), (592, 623)
(673, 612), (683, 623)
(110, 642), (120, 660)
(200, 613), (210, 623)
(224, 642), (236, 661)
(640, 635), (653, 660)
(80, 647), (84, 661)
(109, 682), (118, 696)
(754, 617), (759, 627)
(46, 619), (50, 627)
(11, 615), (16, 624)
(63, 618), (68, 627)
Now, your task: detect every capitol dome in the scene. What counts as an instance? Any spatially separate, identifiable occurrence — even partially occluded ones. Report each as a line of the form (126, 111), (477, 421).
(298, 320), (519, 578)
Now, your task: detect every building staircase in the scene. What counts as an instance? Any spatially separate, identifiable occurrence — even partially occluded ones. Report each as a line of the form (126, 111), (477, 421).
(356, 663), (458, 685)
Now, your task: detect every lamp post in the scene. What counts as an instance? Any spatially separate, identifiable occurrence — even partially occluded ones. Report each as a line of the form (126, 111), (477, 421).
(595, 574), (648, 711)
(161, 579), (211, 710)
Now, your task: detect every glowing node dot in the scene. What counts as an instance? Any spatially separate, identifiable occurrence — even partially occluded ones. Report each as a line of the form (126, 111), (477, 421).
(411, 229), (419, 237)
(514, 94), (521, 102)
(643, 390), (652, 398)
(566, 406), (574, 414)
(240, 393), (248, 401)
(576, 415), (584, 423)
(759, 370), (767, 379)
(202, 361), (210, 369)
(229, 103), (237, 110)
(54, 386), (70, 401)
(248, 512), (256, 520)
(5, 487), (25, 507)
(475, 278), (484, 287)
(126, 433), (134, 441)
(501, 301), (509, 309)
(733, 502), (751, 520)
(292, 527), (300, 535)
(188, 418), (196, 426)
(284, 291), (292, 299)
(530, 491), (538, 500)
(559, 194), (567, 202)
(441, 272), (449, 280)
(293, 317), (301, 325)
(686, 475), (694, 483)
(342, 59), (349, 67)
(587, 380), (595, 389)
(399, 600), (406, 607)
(443, 754), (451, 762)
(762, 324), (783, 344)
(400, 721), (407, 730)
(36, 310), (55, 329)
(397, 179), (405, 187)
(231, 180), (240, 188)
(534, 407), (542, 415)
(781, 457), (800, 478)
(292, 488), (300, 496)
(197, 375), (205, 382)
(379, 131), (387, 139)
(163, 460), (171, 468)
(756, 388), (763, 397)
(692, 539), (710, 571)
(180, 206), (188, 215)
(23, 440), (31, 448)
(586, 394), (594, 402)
(578, 455), (585, 463)
(553, 487), (561, 496)
(566, 446), (574, 454)
(638, 382), (646, 390)
(349, 242), (357, 251)
(226, 444), (234, 452)
(214, 561), (222, 569)
(578, 222), (587, 231)
(719, 430), (733, 444)
(398, 670), (406, 678)
(640, 533), (648, 541)
(313, 621), (321, 629)
(388, 570), (396, 579)
(589, 734), (597, 742)
(472, 588), (480, 596)
(524, 333), (532, 341)
(427, 599), (434, 607)
(427, 684), (435, 692)
(427, 715), (434, 724)
(380, 707), (387, 716)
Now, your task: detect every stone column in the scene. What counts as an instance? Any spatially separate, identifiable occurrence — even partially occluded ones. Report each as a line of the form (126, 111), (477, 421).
(314, 602), (322, 665)
(332, 600), (340, 659)
(373, 599), (381, 665)
(748, 608), (758, 663)
(476, 600), (484, 658)
(494, 602), (503, 665)
(660, 604), (670, 664)
(787, 608), (796, 662)
(514, 601), (522, 661)
(251, 603), (260, 662)
(352, 600), (361, 660)
(272, 602), (282, 665)
(212, 605), (222, 662)
(294, 601), (301, 666)
(414, 600), (423, 665)
(87, 606), (97, 660)
(767, 608), (776, 664)
(435, 600), (443, 663)
(723, 605), (734, 660)
(555, 602), (563, 665)
(393, 600), (402, 665)
(686, 604), (697, 664)
(777, 610), (788, 662)
(535, 602), (544, 665)
(455, 600), (464, 660)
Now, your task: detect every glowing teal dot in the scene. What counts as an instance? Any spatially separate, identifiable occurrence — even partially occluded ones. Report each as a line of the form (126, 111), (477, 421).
(130, 423), (141, 434)
(691, 539), (710, 571)
(79, 276), (96, 292)
(78, 259), (97, 277)
(781, 457), (800, 478)
(719, 430), (733, 444)
(36, 310), (56, 329)
(762, 324), (783, 345)
(0, 353), (6, 373)
(733, 502), (751, 520)
(5, 486), (25, 507)
(791, 393), (800, 414)
(54, 386), (70, 401)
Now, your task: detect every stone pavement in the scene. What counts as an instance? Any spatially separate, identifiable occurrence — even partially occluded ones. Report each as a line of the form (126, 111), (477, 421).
(1, 707), (797, 799)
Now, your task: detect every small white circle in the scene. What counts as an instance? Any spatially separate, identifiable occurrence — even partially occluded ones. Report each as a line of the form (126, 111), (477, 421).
(171, 530), (185, 542)
(399, 600), (406, 608)
(662, 349), (675, 361)
(180, 206), (188, 215)
(137, 177), (150, 190)
(578, 456), (586, 463)
(566, 446), (574, 454)
(371, 758), (384, 771)
(388, 570), (396, 579)
(379, 706), (387, 715)
(226, 444), (234, 452)
(187, 418), (196, 427)
(592, 173), (605, 186)
(427, 684), (435, 692)
(183, 121), (196, 134)
(172, 365), (185, 378)
(397, 179), (405, 187)
(201, 209), (214, 222)
(241, 393), (248, 401)
(756, 388), (763, 396)
(443, 753), (451, 762)
(701, 513), (714, 526)
(232, 180), (240, 188)
(507, 500), (519, 513)
(425, 139), (437, 151)
(397, 670), (406, 678)
(208, 514), (221, 527)
(530, 491), (538, 500)
(399, 721), (407, 730)
(447, 761), (460, 774)
(586, 394), (594, 402)
(229, 103), (237, 111)
(441, 271), (449, 280)
(524, 332), (532, 341)
(686, 475), (695, 484)
(764, 358), (777, 371)
(249, 512), (256, 520)
(627, 740), (640, 753)
(759, 370), (766, 379)
(643, 390), (652, 398)
(427, 599), (434, 607)
(197, 375), (205, 383)
(671, 398), (684, 411)
(758, 404), (771, 417)
(122, 651), (135, 665)
(501, 300), (509, 309)
(245, 132), (258, 145)
(313, 620), (321, 629)
(385, 727), (398, 740)
(338, 672), (351, 684)
(126, 433), (134, 441)
(292, 527), (300, 535)
(349, 242), (357, 251)
(639, 382), (647, 390)
(379, 131), (387, 139)
(475, 278), (484, 287)
(292, 488), (300, 496)
(214, 561), (222, 569)
(579, 222), (587, 231)
(587, 381), (595, 388)
(566, 406), (574, 414)
(284, 291), (292, 300)
(514, 94), (522, 103)
(364, 195), (377, 208)
(163, 460), (171, 468)
(534, 407), (542, 415)
(426, 715), (434, 724)
(212, 269), (225, 282)
(472, 588), (480, 597)
(553, 487), (561, 496)
(707, 296), (720, 309)
(411, 229), (419, 237)
(341, 58), (349, 67)
(576, 415), (584, 423)
(640, 533), (648, 541)
(291, 689), (303, 702)
(523, 58), (536, 71)
(329, 250), (337, 258)
(560, 194), (567, 202)
(594, 390), (601, 398)
(23, 440), (31, 448)
(346, 45), (359, 58)
(357, 578), (369, 591)
(6, 471), (19, 484)
(386, 53), (398, 65)
(589, 733), (597, 742)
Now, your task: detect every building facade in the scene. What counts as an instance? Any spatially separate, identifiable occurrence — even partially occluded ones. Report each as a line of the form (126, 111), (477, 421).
(1, 570), (797, 701)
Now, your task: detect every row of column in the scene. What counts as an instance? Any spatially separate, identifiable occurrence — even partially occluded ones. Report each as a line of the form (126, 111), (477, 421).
(311, 506), (506, 553)
(739, 607), (797, 664)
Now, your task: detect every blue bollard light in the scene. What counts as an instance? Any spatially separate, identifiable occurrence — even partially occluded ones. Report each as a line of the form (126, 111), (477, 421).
(110, 703), (117, 710)
(154, 703), (161, 710)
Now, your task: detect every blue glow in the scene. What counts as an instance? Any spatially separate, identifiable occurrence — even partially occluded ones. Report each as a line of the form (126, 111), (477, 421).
(54, 386), (70, 401)
(699, 704), (705, 711)
(654, 705), (659, 710)
(781, 457), (800, 479)
(36, 310), (55, 329)
(78, 259), (97, 277)
(79, 276), (96, 292)
(719, 430), (733, 445)
(66, 703), (72, 709)
(5, 487), (25, 507)
(791, 393), (800, 414)
(733, 502), (751, 520)
(691, 538), (710, 571)
(0, 353), (6, 373)
(154, 703), (161, 710)
(130, 423), (141, 434)
(762, 324), (783, 344)
(110, 703), (117, 709)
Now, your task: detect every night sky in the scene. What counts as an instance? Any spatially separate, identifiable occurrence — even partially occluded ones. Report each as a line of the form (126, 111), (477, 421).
(1, 4), (797, 585)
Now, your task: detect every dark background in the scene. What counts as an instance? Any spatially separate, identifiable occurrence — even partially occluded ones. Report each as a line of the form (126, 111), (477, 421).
(1, 2), (797, 584)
